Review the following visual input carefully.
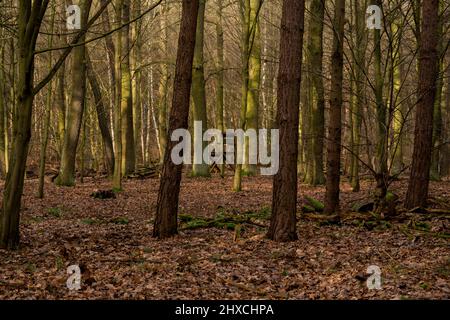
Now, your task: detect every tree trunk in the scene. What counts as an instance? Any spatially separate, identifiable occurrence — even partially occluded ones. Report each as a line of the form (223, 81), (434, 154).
(267, 0), (305, 242)
(0, 29), (7, 177)
(242, 0), (262, 177)
(430, 15), (444, 181)
(113, 0), (123, 190)
(120, 0), (135, 175)
(392, 23), (407, 176)
(153, 0), (199, 239)
(191, 0), (210, 177)
(55, 62), (66, 157)
(350, 0), (366, 192)
(56, 0), (92, 186)
(131, 1), (142, 168)
(157, 3), (169, 163)
(372, 0), (388, 212)
(431, 64), (443, 180)
(306, 0), (325, 185)
(233, 0), (250, 192)
(216, 0), (225, 176)
(324, 0), (345, 216)
(54, 3), (68, 157)
(38, 5), (56, 198)
(0, 0), (49, 249)
(405, 0), (439, 209)
(86, 52), (115, 175)
(440, 61), (450, 177)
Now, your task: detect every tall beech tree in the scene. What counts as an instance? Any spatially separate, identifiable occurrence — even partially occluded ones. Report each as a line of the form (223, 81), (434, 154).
(242, 0), (262, 177)
(120, 0), (136, 175)
(153, 0), (199, 239)
(405, 0), (440, 209)
(233, 0), (251, 192)
(267, 0), (305, 242)
(56, 0), (93, 186)
(113, 0), (124, 190)
(191, 0), (209, 177)
(0, 0), (50, 248)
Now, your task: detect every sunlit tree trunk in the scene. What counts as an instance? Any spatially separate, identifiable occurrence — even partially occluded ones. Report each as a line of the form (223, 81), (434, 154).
(392, 29), (406, 176)
(56, 0), (92, 186)
(242, 0), (262, 177)
(233, 0), (250, 191)
(113, 0), (123, 190)
(55, 62), (66, 157)
(54, 4), (67, 157)
(120, 0), (135, 175)
(131, 1), (142, 168)
(191, 0), (209, 177)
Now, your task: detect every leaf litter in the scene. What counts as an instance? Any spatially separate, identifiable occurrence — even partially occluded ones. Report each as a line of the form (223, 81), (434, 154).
(0, 175), (448, 299)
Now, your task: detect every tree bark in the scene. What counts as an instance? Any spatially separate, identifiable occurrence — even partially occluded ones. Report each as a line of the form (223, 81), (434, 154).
(191, 0), (210, 177)
(242, 0), (262, 177)
(233, 0), (250, 191)
(324, 0), (345, 216)
(56, 0), (92, 186)
(113, 0), (123, 190)
(216, 0), (225, 176)
(131, 1), (143, 168)
(0, 0), (50, 249)
(305, 0), (325, 185)
(37, 5), (55, 198)
(267, 0), (305, 242)
(0, 29), (7, 177)
(153, 0), (199, 239)
(440, 61), (450, 176)
(405, 0), (439, 209)
(120, 0), (135, 175)
(157, 3), (169, 163)
(350, 0), (366, 192)
(86, 52), (115, 175)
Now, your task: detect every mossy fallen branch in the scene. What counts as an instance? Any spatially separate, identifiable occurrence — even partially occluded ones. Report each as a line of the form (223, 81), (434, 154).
(179, 207), (271, 231)
(305, 196), (324, 212)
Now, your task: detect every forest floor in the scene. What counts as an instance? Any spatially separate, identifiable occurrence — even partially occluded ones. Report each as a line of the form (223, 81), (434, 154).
(0, 173), (449, 299)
